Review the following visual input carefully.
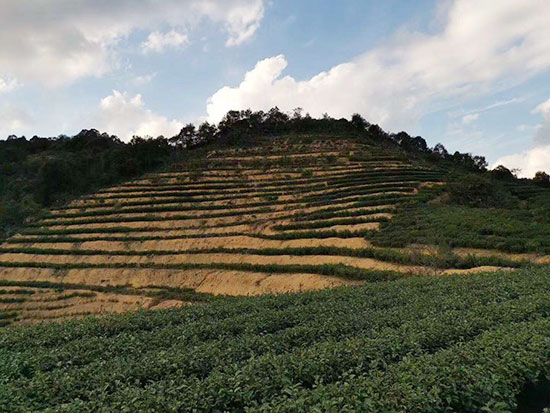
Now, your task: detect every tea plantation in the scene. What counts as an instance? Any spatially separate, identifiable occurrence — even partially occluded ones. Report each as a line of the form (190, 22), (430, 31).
(1, 130), (550, 411)
(1, 267), (550, 411)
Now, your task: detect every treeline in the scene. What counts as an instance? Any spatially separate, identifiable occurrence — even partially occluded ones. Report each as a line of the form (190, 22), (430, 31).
(0, 107), (545, 238)
(0, 130), (180, 238)
(183, 108), (549, 195)
(171, 108), (489, 172)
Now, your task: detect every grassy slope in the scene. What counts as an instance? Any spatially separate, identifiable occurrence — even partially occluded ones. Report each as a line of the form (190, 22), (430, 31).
(370, 195), (550, 253)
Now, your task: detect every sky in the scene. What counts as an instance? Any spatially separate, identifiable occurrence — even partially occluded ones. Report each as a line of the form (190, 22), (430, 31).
(1, 0), (550, 177)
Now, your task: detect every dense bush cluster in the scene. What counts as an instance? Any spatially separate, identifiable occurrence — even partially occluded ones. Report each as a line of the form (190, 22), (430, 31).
(0, 130), (180, 238)
(210, 108), (491, 174)
(445, 173), (517, 208)
(371, 198), (550, 253)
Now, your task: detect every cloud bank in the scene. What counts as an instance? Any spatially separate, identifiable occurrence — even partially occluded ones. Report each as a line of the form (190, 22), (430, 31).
(95, 90), (183, 141)
(494, 98), (550, 177)
(206, 0), (550, 133)
(0, 0), (264, 86)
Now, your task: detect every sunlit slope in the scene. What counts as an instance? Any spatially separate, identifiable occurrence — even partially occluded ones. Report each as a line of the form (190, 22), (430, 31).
(2, 135), (550, 326)
(0, 137), (441, 287)
(22, 135), (550, 325)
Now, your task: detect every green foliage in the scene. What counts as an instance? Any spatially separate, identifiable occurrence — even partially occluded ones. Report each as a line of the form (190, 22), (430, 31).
(0, 312), (18, 320)
(445, 173), (516, 208)
(300, 169), (313, 178)
(0, 260), (402, 282)
(1, 268), (550, 411)
(0, 195), (42, 237)
(6, 228), (378, 244)
(531, 195), (550, 223)
(273, 216), (389, 231)
(0, 297), (26, 303)
(0, 131), (180, 239)
(0, 289), (35, 295)
(371, 202), (550, 253)
(0, 280), (217, 303)
(533, 171), (550, 188)
(489, 165), (517, 181)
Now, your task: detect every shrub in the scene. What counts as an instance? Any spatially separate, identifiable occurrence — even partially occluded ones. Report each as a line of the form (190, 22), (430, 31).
(445, 174), (516, 208)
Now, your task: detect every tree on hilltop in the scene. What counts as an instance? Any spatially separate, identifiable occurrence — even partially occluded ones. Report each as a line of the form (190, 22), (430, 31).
(533, 171), (550, 187)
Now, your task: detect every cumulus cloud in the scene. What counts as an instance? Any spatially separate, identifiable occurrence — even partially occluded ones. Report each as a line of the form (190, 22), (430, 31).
(206, 0), (550, 130)
(494, 97), (550, 177)
(0, 0), (264, 86)
(95, 90), (183, 141)
(494, 145), (550, 178)
(141, 30), (189, 54)
(0, 105), (32, 137)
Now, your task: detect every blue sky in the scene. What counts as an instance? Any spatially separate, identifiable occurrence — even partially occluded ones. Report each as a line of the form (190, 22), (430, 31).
(1, 0), (550, 177)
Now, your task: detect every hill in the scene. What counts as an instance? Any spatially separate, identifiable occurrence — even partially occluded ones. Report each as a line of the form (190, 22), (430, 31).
(1, 112), (550, 411)
(1, 128), (550, 326)
(0, 134), (439, 323)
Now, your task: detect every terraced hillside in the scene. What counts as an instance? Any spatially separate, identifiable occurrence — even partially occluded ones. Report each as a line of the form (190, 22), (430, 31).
(2, 134), (550, 412)
(0, 135), (548, 326)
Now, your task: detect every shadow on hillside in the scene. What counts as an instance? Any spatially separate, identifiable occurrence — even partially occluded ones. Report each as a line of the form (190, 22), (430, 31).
(517, 376), (550, 412)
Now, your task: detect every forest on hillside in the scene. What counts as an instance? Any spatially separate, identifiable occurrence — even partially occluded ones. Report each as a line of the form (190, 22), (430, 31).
(1, 108), (547, 239)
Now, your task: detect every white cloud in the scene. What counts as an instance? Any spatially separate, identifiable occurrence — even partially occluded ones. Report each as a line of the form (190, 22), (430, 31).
(517, 124), (536, 132)
(0, 0), (264, 86)
(223, 0), (265, 46)
(532, 98), (550, 146)
(95, 90), (183, 141)
(449, 98), (522, 122)
(0, 105), (32, 137)
(206, 0), (550, 130)
(0, 77), (20, 93)
(141, 30), (189, 54)
(483, 98), (522, 111)
(462, 113), (479, 124)
(534, 98), (550, 118)
(494, 97), (550, 177)
(493, 145), (550, 178)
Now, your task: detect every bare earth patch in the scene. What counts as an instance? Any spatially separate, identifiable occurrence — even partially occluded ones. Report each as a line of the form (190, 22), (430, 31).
(0, 287), (186, 327)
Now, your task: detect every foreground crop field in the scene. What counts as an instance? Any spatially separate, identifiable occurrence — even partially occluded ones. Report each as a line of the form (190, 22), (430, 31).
(1, 267), (550, 411)
(1, 135), (550, 325)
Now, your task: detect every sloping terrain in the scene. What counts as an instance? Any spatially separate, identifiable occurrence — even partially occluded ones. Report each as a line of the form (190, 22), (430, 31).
(1, 134), (550, 411)
(2, 267), (550, 412)
(0, 284), (188, 327)
(0, 135), (548, 326)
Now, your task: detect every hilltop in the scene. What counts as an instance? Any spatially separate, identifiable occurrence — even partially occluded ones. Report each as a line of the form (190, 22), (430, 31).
(1, 110), (550, 411)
